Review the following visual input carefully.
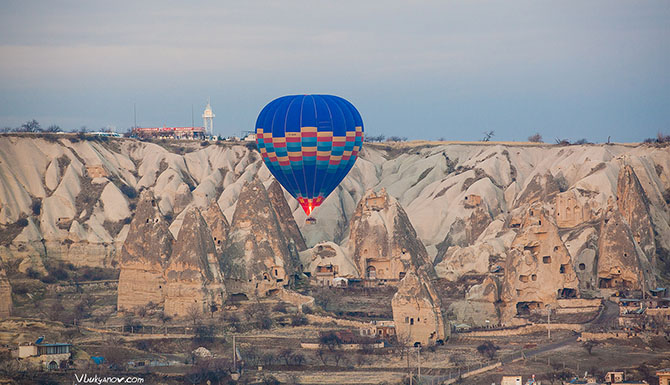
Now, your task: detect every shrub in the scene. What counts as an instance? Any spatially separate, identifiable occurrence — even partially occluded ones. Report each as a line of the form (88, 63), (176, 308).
(26, 268), (41, 279)
(290, 314), (308, 326)
(528, 133), (543, 143)
(258, 314), (273, 330)
(272, 302), (288, 313)
(119, 184), (137, 199)
(31, 200), (42, 215)
(476, 341), (500, 360)
(40, 275), (57, 284)
(16, 218), (29, 227)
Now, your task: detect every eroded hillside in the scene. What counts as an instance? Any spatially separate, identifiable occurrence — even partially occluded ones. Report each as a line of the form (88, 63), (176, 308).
(1, 135), (669, 325)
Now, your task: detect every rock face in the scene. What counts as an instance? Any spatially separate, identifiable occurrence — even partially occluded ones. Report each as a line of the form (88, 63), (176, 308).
(267, 180), (307, 253)
(596, 198), (656, 293)
(392, 271), (448, 346)
(616, 165), (656, 264)
(449, 276), (500, 327)
(501, 205), (580, 321)
(201, 200), (230, 254)
(2, 136), (670, 327)
(164, 207), (226, 317)
(117, 191), (174, 311)
(348, 189), (433, 282)
(554, 189), (596, 228)
(221, 177), (301, 297)
(300, 241), (359, 285)
(0, 264), (11, 318)
(345, 189), (448, 345)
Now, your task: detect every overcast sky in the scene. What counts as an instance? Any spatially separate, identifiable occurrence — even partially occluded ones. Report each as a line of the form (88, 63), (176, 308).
(1, 1), (668, 142)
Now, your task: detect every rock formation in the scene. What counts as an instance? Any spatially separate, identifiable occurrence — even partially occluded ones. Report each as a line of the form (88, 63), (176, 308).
(0, 264), (11, 318)
(554, 189), (595, 228)
(267, 180), (307, 252)
(300, 241), (359, 285)
(1, 136), (670, 328)
(501, 204), (580, 321)
(596, 198), (656, 293)
(348, 189), (433, 283)
(449, 276), (500, 327)
(616, 164), (656, 264)
(514, 172), (561, 207)
(164, 207), (226, 317)
(221, 176), (301, 297)
(392, 271), (448, 346)
(201, 200), (230, 254)
(117, 191), (174, 311)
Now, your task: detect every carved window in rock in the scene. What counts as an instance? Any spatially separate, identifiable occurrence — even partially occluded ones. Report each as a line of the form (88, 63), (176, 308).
(366, 266), (377, 280)
(531, 274), (537, 281)
(579, 263), (586, 271)
(519, 275), (529, 283)
(542, 256), (551, 264)
(399, 272), (406, 280)
(559, 264), (568, 274)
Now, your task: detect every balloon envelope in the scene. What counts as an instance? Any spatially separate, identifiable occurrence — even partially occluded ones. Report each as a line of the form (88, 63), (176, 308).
(255, 94), (364, 215)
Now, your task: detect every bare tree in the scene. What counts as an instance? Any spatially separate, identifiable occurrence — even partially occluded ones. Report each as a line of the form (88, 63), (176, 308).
(21, 120), (41, 132)
(528, 133), (543, 143)
(186, 303), (203, 326)
(158, 311), (172, 334)
(331, 350), (346, 367)
(46, 125), (62, 133)
(482, 130), (495, 142)
(582, 340), (599, 355)
(316, 348), (329, 366)
(278, 348), (294, 366)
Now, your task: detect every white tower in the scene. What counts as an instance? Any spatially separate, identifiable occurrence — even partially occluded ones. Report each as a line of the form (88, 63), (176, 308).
(202, 99), (215, 137)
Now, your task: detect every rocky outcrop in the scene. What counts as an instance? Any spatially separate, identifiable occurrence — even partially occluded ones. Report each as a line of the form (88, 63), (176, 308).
(117, 191), (174, 311)
(449, 276), (500, 327)
(0, 264), (11, 318)
(267, 180), (307, 252)
(596, 198), (656, 293)
(616, 165), (656, 264)
(348, 189), (433, 282)
(221, 176), (300, 297)
(554, 189), (596, 228)
(300, 241), (359, 285)
(501, 205), (580, 321)
(164, 207), (226, 317)
(514, 172), (562, 207)
(201, 200), (230, 254)
(392, 271), (448, 346)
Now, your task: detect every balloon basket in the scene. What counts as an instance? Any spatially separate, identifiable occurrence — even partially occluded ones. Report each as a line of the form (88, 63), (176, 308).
(305, 217), (317, 224)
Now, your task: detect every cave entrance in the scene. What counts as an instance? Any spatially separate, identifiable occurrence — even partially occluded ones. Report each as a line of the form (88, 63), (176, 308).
(366, 266), (377, 280)
(229, 293), (248, 303)
(558, 288), (577, 299)
(516, 301), (542, 316)
(599, 278), (613, 288)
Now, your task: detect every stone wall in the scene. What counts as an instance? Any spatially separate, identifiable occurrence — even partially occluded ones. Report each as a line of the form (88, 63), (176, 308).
(579, 331), (638, 341)
(459, 323), (585, 337)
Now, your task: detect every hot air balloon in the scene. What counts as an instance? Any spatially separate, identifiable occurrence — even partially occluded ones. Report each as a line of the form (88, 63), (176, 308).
(255, 94), (364, 218)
